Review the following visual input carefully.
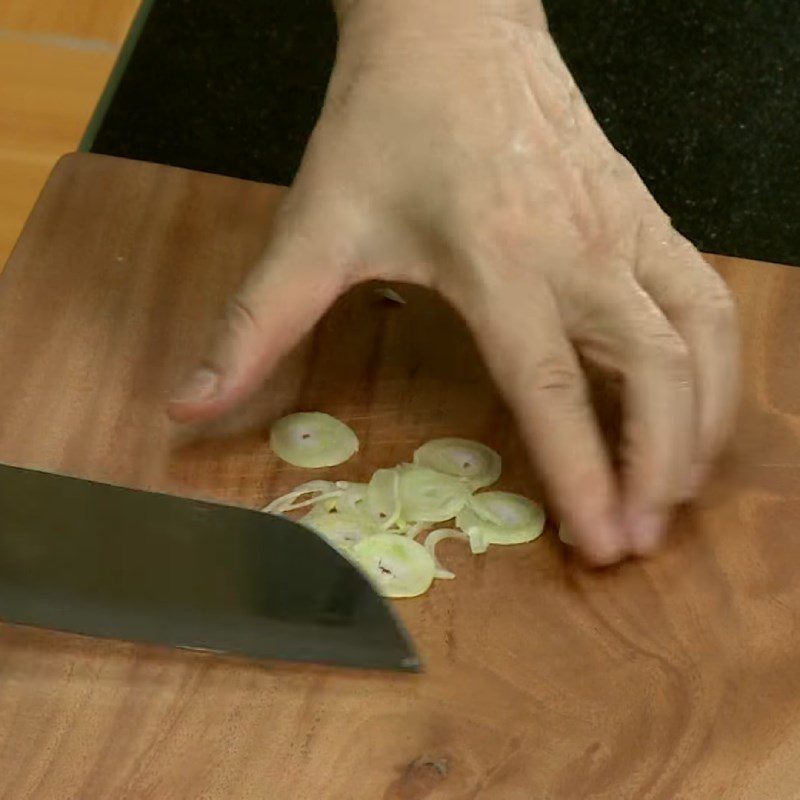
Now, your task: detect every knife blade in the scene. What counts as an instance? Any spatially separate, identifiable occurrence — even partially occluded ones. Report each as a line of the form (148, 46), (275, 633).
(0, 463), (418, 672)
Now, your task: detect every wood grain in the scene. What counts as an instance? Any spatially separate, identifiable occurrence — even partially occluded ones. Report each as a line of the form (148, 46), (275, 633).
(0, 0), (139, 45)
(0, 37), (116, 266)
(1, 153), (799, 799)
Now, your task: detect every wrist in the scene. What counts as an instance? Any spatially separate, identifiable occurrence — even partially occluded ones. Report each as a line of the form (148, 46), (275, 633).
(333, 0), (548, 49)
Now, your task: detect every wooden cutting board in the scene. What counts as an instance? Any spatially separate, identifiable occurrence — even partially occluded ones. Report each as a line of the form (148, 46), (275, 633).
(1, 153), (799, 800)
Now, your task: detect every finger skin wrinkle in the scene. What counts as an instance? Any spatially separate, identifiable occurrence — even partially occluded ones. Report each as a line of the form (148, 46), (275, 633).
(226, 295), (261, 338)
(521, 353), (588, 413)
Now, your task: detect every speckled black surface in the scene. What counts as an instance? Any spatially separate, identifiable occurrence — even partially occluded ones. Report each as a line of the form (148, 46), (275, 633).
(91, 0), (337, 187)
(91, 0), (800, 266)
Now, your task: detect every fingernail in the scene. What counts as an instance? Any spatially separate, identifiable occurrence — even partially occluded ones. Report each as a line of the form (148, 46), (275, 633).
(584, 518), (625, 566)
(628, 510), (664, 555)
(172, 368), (219, 405)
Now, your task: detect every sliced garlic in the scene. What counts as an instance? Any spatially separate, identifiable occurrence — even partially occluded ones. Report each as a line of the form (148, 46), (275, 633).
(404, 522), (427, 540)
(301, 509), (380, 551)
(457, 491), (545, 546)
(261, 421), (550, 600)
(270, 412), (358, 468)
(352, 533), (435, 598)
(398, 465), (471, 523)
(424, 528), (473, 580)
(367, 468), (402, 529)
(263, 480), (341, 514)
(336, 482), (369, 516)
(413, 438), (501, 490)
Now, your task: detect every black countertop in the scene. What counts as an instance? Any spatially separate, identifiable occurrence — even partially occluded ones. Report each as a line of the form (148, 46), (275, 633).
(89, 0), (800, 266)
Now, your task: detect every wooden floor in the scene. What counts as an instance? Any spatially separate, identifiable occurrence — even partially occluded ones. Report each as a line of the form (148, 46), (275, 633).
(0, 0), (140, 268)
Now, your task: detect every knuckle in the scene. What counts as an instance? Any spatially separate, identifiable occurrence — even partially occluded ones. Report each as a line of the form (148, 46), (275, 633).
(702, 280), (737, 329)
(225, 294), (261, 338)
(638, 329), (691, 383)
(526, 353), (586, 406)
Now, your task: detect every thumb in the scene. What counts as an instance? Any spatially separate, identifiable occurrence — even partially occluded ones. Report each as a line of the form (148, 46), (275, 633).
(168, 235), (345, 425)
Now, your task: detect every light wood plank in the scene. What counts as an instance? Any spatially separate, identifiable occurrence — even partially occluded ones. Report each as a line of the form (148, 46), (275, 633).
(0, 156), (51, 267)
(0, 0), (139, 46)
(0, 37), (115, 265)
(0, 153), (799, 799)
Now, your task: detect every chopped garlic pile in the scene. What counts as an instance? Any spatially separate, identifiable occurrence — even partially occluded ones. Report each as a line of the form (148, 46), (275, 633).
(266, 418), (548, 598)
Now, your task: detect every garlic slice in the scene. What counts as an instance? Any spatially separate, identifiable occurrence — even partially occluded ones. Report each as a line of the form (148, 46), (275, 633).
(353, 533), (435, 598)
(301, 510), (380, 551)
(413, 438), (501, 490)
(263, 480), (340, 514)
(457, 491), (545, 546)
(398, 465), (471, 523)
(270, 412), (358, 468)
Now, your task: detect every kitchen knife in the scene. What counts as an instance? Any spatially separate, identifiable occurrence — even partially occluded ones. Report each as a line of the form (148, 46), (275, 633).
(0, 463), (418, 672)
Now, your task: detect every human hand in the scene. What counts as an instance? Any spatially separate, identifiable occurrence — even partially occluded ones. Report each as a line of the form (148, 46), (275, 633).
(168, 0), (739, 564)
